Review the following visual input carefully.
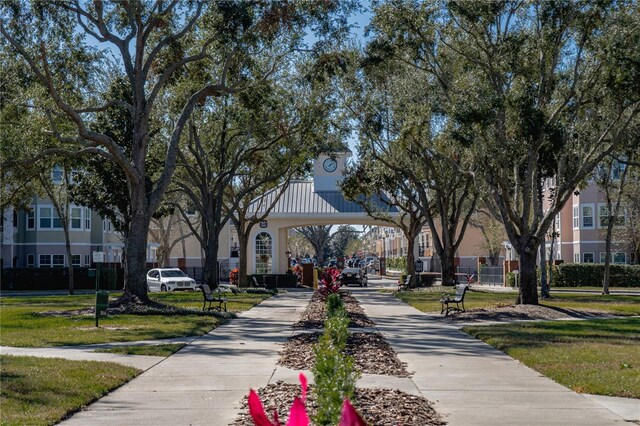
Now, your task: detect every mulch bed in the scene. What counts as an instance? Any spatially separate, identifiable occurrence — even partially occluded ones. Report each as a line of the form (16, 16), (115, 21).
(278, 332), (411, 377)
(233, 382), (445, 426)
(436, 304), (616, 323)
(293, 292), (375, 329)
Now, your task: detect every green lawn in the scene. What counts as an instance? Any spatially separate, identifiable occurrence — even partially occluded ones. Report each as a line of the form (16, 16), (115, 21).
(396, 288), (640, 315)
(94, 343), (186, 357)
(0, 291), (272, 347)
(0, 355), (139, 426)
(464, 318), (640, 398)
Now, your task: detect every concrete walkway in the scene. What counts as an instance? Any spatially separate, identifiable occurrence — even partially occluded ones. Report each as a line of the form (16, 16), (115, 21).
(353, 289), (633, 426)
(58, 292), (312, 426)
(6, 286), (637, 425)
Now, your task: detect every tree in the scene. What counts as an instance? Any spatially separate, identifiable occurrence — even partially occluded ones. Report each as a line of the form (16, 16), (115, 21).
(342, 160), (427, 284)
(296, 225), (333, 266)
(595, 152), (634, 294)
(329, 225), (360, 259)
(1, 1), (356, 300)
(470, 209), (506, 267)
(615, 168), (640, 265)
(288, 231), (314, 260)
(367, 1), (640, 303)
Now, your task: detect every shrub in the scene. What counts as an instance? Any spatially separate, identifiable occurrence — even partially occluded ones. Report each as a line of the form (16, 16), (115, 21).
(326, 293), (345, 318)
(554, 264), (640, 287)
(312, 311), (359, 425)
(506, 272), (515, 287)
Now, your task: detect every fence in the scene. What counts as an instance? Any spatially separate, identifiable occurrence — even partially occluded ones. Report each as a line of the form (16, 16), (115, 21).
(1, 267), (124, 291)
(479, 265), (503, 285)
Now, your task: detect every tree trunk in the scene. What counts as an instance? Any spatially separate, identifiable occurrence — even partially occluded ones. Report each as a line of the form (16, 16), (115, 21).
(517, 249), (539, 305)
(406, 236), (416, 278)
(63, 225), (74, 295)
(124, 211), (151, 300)
(489, 251), (499, 266)
(238, 232), (249, 288)
(602, 220), (615, 295)
(539, 237), (549, 298)
(203, 234), (220, 289)
(440, 246), (456, 286)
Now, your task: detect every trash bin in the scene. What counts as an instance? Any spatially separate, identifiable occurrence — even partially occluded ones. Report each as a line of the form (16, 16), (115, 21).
(96, 291), (109, 318)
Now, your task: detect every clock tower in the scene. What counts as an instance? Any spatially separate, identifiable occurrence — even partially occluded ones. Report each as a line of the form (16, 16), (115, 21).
(313, 151), (351, 192)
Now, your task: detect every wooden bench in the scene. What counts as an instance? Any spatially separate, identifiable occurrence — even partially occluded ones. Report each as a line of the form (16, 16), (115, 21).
(440, 284), (469, 316)
(397, 275), (413, 292)
(199, 284), (228, 312)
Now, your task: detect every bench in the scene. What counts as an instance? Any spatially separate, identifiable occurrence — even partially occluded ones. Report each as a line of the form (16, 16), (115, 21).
(440, 284), (469, 316)
(397, 275), (413, 292)
(199, 284), (228, 312)
(251, 276), (266, 289)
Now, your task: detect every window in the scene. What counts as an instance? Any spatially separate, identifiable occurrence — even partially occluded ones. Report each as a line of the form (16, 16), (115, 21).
(52, 255), (65, 267)
(70, 207), (82, 229)
(51, 165), (63, 184)
(27, 254), (35, 267)
(84, 208), (91, 230)
(582, 205), (594, 228)
(572, 205), (579, 229)
(613, 252), (626, 264)
(27, 209), (35, 229)
(599, 205), (609, 228)
(255, 232), (273, 274)
(573, 252), (580, 263)
(600, 252), (610, 263)
(84, 254), (91, 266)
(39, 207), (62, 229)
(72, 255), (81, 267)
(583, 252), (594, 263)
(39, 254), (51, 267)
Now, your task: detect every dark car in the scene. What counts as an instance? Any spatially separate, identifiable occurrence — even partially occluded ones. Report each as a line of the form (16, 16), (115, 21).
(339, 267), (368, 287)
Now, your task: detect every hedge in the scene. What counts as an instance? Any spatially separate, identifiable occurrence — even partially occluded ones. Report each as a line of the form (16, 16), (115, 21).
(553, 264), (640, 287)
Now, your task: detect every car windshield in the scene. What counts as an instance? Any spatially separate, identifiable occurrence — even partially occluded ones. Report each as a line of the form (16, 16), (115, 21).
(161, 270), (187, 278)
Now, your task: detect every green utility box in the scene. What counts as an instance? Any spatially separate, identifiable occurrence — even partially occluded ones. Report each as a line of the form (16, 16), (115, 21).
(96, 291), (109, 318)
(88, 268), (96, 278)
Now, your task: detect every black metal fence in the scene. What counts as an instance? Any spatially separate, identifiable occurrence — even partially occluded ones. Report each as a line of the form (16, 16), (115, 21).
(479, 265), (503, 285)
(1, 267), (123, 291)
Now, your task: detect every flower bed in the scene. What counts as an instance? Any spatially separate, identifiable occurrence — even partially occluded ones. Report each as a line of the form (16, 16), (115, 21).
(233, 382), (445, 426)
(278, 332), (411, 377)
(293, 292), (375, 329)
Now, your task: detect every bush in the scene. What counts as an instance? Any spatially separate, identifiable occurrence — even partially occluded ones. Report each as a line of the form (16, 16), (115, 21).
(326, 293), (344, 318)
(506, 272), (516, 287)
(312, 309), (359, 425)
(554, 264), (640, 287)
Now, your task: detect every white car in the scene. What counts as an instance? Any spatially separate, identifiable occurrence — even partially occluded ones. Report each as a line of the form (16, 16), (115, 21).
(146, 268), (197, 292)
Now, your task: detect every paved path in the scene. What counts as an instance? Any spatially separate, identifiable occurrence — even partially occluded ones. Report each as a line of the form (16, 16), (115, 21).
(353, 289), (633, 426)
(59, 292), (311, 426)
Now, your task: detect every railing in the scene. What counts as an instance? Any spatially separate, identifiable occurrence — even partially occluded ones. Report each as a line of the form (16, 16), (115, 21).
(479, 265), (503, 285)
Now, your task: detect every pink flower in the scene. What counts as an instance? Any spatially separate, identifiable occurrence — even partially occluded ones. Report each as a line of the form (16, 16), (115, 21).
(339, 399), (367, 426)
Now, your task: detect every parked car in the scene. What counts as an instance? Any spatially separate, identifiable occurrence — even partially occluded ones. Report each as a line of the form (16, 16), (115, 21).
(146, 268), (198, 292)
(339, 267), (368, 287)
(367, 259), (380, 273)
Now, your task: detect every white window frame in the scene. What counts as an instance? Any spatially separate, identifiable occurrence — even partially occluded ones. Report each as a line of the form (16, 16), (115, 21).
(27, 254), (35, 267)
(52, 254), (65, 268)
(582, 252), (594, 263)
(38, 206), (63, 230)
(572, 205), (579, 229)
(84, 254), (91, 266)
(84, 208), (91, 230)
(613, 252), (626, 264)
(72, 254), (81, 267)
(27, 209), (35, 230)
(39, 254), (52, 268)
(70, 207), (82, 230)
(581, 204), (595, 229)
(573, 252), (580, 263)
(51, 165), (63, 185)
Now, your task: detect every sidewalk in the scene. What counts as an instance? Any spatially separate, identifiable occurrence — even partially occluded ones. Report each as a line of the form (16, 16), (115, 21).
(58, 292), (312, 426)
(354, 289), (634, 425)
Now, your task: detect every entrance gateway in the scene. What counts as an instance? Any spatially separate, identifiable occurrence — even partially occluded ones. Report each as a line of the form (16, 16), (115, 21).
(244, 151), (414, 275)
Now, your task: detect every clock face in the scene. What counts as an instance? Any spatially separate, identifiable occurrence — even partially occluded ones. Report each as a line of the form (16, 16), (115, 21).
(323, 158), (338, 173)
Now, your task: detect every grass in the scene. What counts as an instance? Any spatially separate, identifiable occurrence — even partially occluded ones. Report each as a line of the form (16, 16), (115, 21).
(0, 355), (139, 426)
(464, 318), (640, 398)
(94, 343), (186, 357)
(0, 291), (272, 347)
(395, 287), (640, 315)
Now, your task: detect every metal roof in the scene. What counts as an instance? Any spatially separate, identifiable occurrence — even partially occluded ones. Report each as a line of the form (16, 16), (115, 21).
(248, 180), (398, 215)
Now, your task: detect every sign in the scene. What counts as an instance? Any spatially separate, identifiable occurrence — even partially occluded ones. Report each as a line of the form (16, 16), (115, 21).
(92, 251), (105, 263)
(415, 259), (424, 273)
(259, 220), (268, 228)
